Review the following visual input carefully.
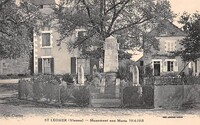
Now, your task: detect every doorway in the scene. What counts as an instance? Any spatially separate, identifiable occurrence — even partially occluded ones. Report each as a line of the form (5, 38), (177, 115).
(153, 61), (160, 76)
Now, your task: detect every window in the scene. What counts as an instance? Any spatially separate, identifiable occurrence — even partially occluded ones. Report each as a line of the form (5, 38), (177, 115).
(167, 61), (174, 72)
(78, 31), (87, 38)
(38, 58), (54, 74)
(42, 33), (51, 47)
(140, 61), (144, 66)
(165, 40), (176, 52)
(163, 59), (178, 72)
(40, 5), (43, 9)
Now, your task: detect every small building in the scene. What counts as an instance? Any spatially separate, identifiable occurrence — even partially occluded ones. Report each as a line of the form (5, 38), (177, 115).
(32, 0), (99, 75)
(138, 20), (191, 76)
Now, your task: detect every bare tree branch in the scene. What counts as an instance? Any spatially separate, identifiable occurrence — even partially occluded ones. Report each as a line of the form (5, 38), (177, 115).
(109, 17), (150, 35)
(106, 0), (131, 35)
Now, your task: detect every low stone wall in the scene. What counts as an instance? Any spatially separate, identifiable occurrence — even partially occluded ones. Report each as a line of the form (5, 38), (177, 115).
(184, 85), (200, 104)
(0, 79), (19, 84)
(0, 78), (31, 84)
(154, 84), (200, 108)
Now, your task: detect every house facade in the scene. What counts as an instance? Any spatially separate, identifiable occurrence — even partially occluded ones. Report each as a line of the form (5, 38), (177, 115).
(139, 20), (191, 76)
(31, 0), (76, 75)
(32, 0), (100, 75)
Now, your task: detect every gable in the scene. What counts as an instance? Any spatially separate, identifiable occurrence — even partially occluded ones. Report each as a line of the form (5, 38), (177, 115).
(150, 20), (186, 37)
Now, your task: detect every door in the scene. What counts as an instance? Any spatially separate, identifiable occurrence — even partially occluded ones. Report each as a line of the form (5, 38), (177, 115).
(43, 58), (51, 74)
(154, 61), (160, 76)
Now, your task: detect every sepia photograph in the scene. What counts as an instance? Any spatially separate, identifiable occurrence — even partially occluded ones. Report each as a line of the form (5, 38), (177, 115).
(0, 0), (200, 125)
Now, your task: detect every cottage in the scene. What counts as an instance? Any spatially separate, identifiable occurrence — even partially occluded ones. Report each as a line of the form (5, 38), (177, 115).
(138, 20), (191, 76)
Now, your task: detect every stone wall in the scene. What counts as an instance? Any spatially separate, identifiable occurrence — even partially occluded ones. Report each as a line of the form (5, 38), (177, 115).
(154, 84), (200, 108)
(0, 56), (30, 75)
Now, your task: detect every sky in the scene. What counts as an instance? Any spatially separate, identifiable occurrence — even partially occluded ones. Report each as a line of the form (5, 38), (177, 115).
(169, 0), (200, 27)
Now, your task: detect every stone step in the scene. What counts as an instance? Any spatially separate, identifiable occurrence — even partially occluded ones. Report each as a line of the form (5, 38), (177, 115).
(91, 93), (117, 99)
(90, 99), (121, 108)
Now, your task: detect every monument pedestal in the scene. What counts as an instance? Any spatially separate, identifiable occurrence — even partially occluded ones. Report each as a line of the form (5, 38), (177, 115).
(105, 72), (117, 86)
(89, 36), (121, 107)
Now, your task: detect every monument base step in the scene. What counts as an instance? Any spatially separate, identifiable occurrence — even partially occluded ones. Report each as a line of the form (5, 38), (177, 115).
(90, 99), (121, 108)
(91, 93), (118, 99)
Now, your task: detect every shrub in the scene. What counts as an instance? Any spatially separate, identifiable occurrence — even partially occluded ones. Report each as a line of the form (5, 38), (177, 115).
(117, 59), (133, 81)
(144, 65), (153, 77)
(0, 74), (30, 79)
(32, 75), (60, 101)
(122, 86), (143, 107)
(32, 80), (43, 101)
(85, 75), (93, 82)
(72, 86), (90, 106)
(60, 85), (73, 104)
(44, 79), (59, 101)
(62, 74), (74, 85)
(18, 80), (33, 99)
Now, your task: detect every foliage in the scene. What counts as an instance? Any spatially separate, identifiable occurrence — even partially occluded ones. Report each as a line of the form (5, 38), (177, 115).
(72, 86), (90, 106)
(18, 79), (33, 99)
(144, 65), (153, 77)
(123, 86), (143, 107)
(117, 59), (133, 81)
(0, 74), (30, 79)
(32, 75), (60, 101)
(18, 75), (90, 106)
(177, 12), (200, 61)
(0, 0), (42, 58)
(62, 73), (74, 84)
(54, 0), (174, 59)
(60, 86), (73, 104)
(144, 76), (200, 85)
(142, 86), (154, 107)
(18, 75), (60, 101)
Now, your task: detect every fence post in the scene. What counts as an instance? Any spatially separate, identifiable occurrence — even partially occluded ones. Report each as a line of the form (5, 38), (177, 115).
(88, 85), (92, 108)
(18, 80), (21, 99)
(120, 86), (124, 107)
(58, 84), (61, 106)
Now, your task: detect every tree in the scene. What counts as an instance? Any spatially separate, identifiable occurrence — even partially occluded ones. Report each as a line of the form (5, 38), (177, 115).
(178, 12), (200, 61)
(0, 0), (41, 58)
(54, 0), (174, 59)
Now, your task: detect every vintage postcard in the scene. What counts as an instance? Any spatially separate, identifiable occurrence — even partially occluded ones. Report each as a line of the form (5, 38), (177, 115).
(0, 0), (200, 125)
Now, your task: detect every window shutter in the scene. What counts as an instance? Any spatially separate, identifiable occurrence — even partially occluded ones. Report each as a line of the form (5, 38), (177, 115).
(164, 41), (167, 51)
(90, 58), (99, 75)
(51, 58), (54, 74)
(163, 61), (167, 72)
(174, 61), (178, 72)
(38, 58), (42, 74)
(71, 57), (77, 75)
(174, 41), (176, 51)
(170, 42), (173, 51)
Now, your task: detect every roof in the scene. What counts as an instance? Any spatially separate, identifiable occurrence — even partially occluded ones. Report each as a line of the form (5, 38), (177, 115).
(150, 20), (186, 37)
(31, 0), (55, 5)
